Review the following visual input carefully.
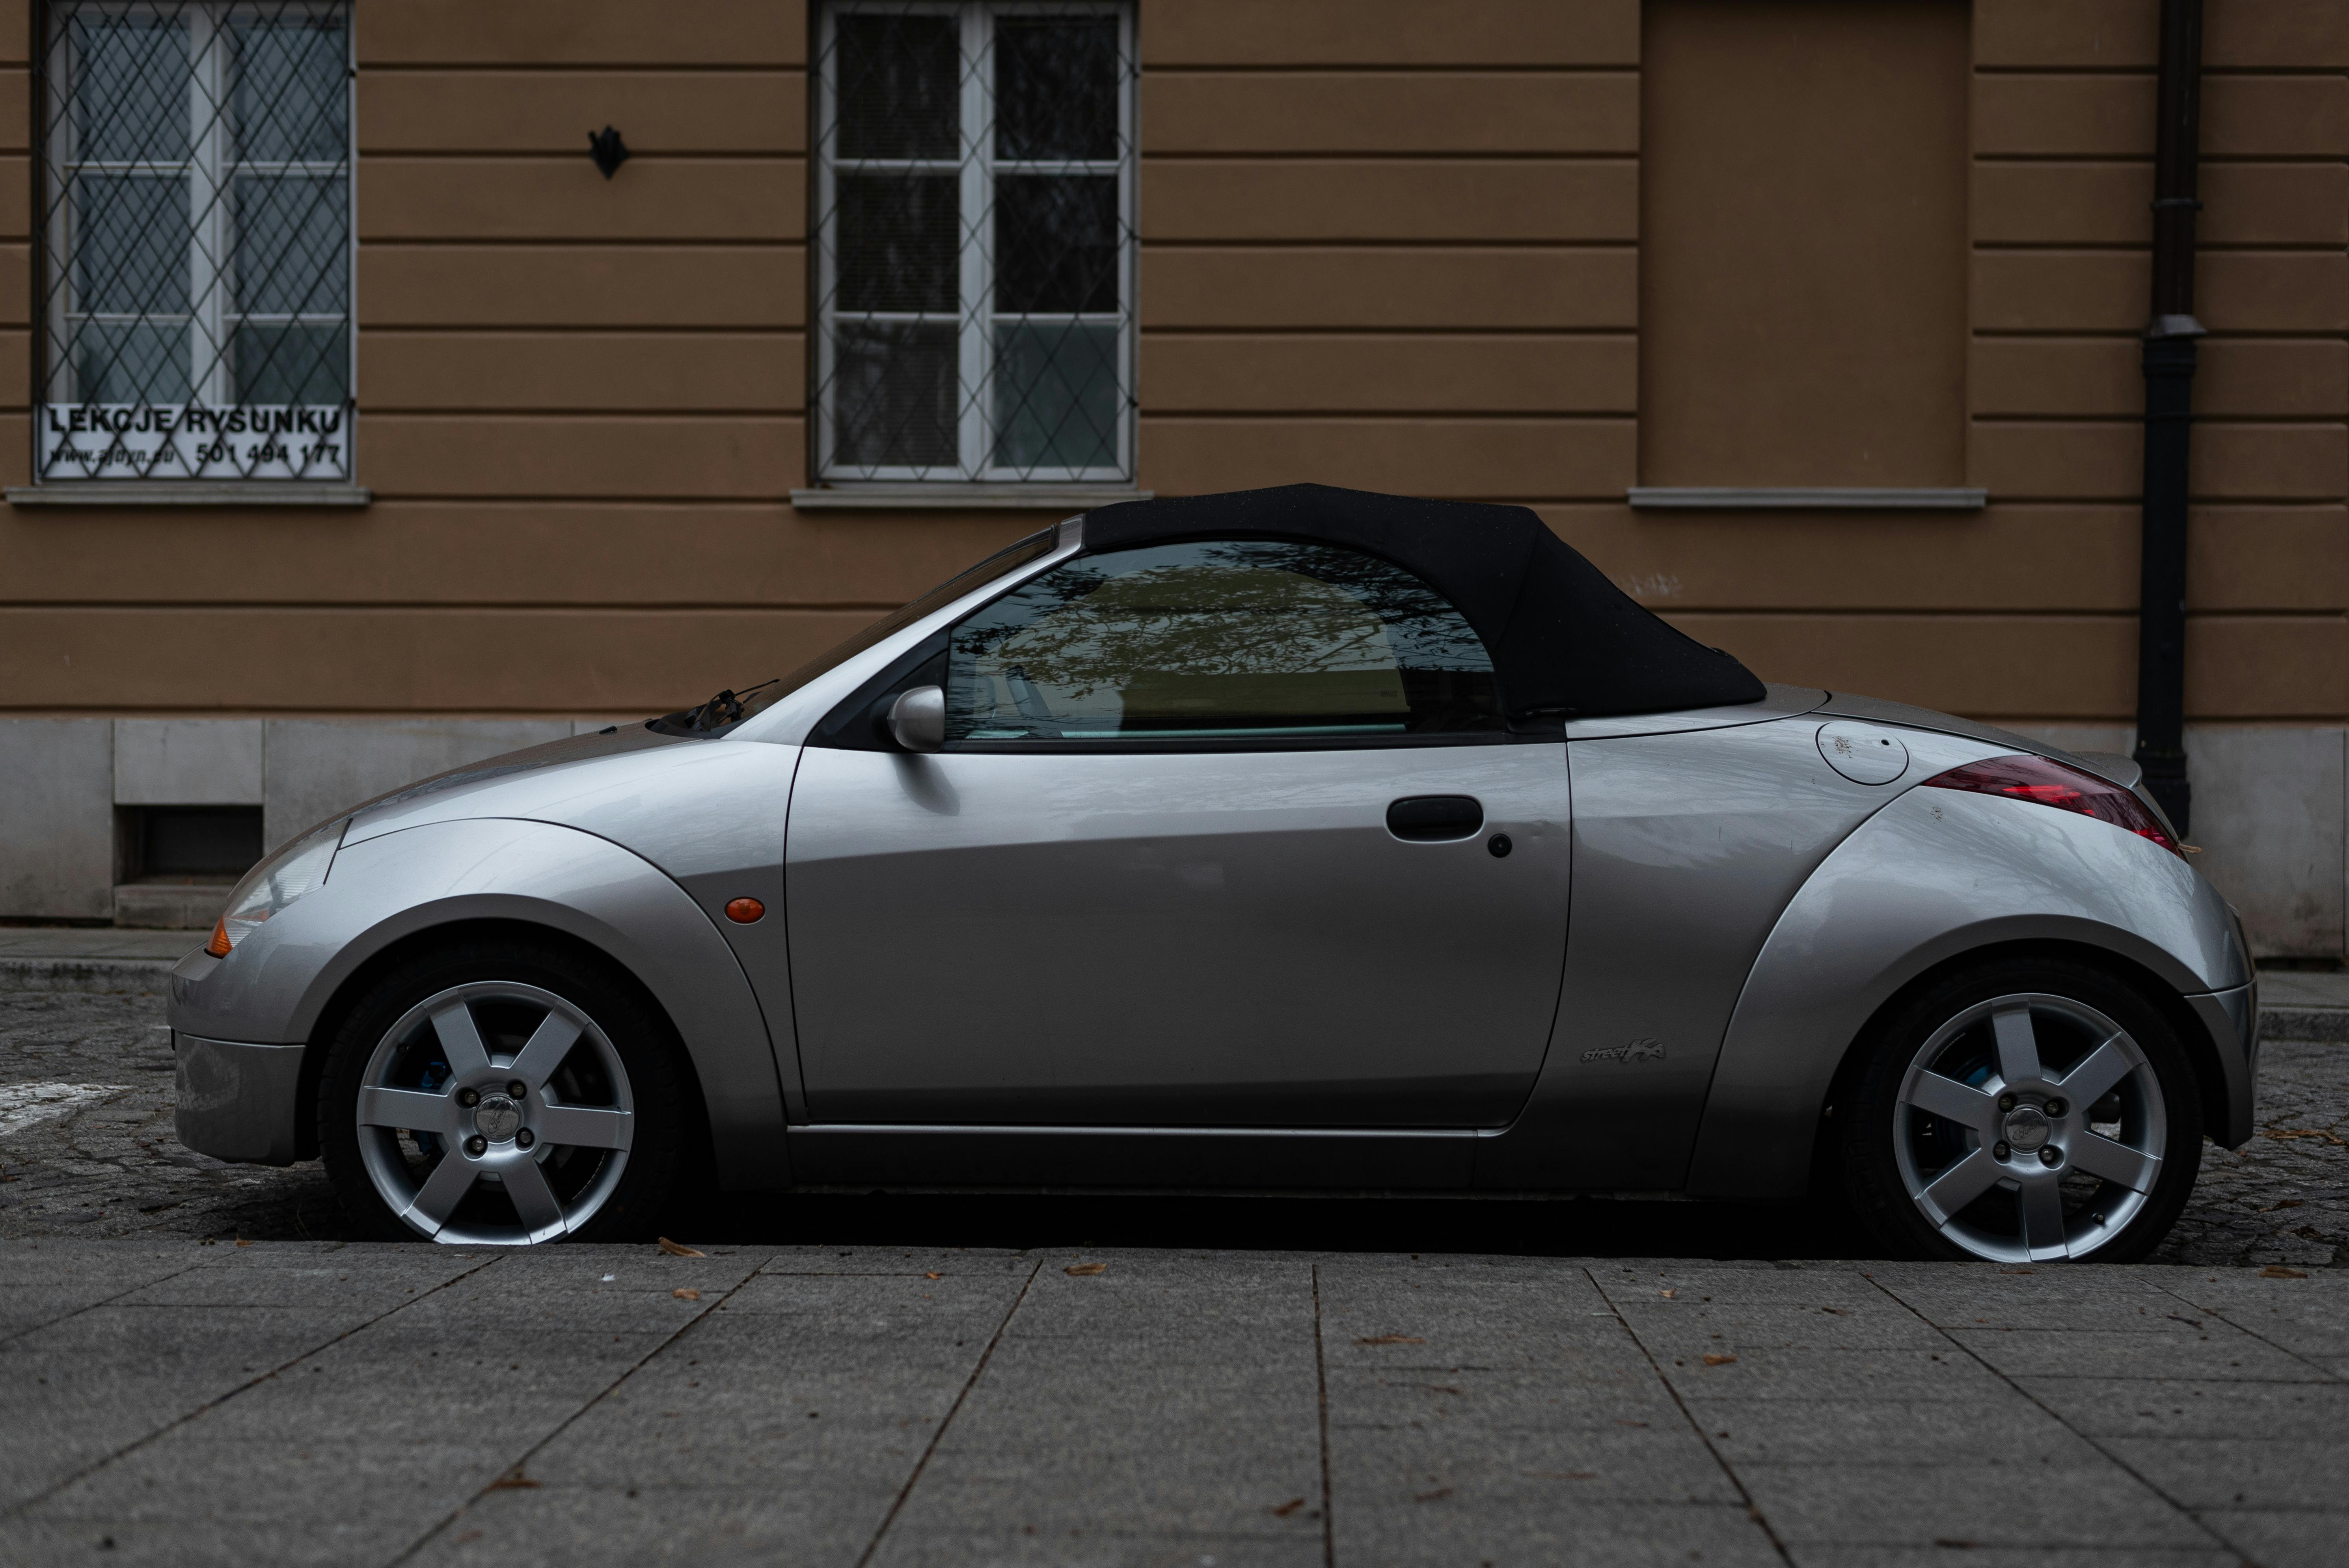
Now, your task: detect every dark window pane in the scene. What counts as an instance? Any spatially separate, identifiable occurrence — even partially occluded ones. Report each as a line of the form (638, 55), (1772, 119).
(947, 540), (1501, 742)
(831, 321), (959, 469)
(72, 173), (190, 314)
(995, 19), (1118, 160)
(231, 19), (346, 163)
(993, 321), (1117, 472)
(233, 173), (348, 315)
(233, 322), (347, 403)
(836, 13), (959, 160)
(71, 321), (191, 404)
(994, 175), (1118, 314)
(137, 806), (263, 879)
(837, 174), (959, 312)
(71, 16), (190, 164)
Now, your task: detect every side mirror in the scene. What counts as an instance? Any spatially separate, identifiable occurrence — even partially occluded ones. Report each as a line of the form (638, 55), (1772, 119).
(888, 685), (945, 753)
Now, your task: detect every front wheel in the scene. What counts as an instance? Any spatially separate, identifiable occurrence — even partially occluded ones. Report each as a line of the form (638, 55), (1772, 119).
(319, 939), (692, 1244)
(1839, 958), (2202, 1263)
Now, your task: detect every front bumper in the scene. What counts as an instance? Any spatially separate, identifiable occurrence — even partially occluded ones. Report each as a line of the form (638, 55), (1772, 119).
(2187, 981), (2258, 1149)
(175, 1032), (306, 1166)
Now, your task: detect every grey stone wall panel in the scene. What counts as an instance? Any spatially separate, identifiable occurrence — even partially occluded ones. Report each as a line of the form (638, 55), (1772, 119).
(261, 719), (575, 851)
(0, 719), (115, 919)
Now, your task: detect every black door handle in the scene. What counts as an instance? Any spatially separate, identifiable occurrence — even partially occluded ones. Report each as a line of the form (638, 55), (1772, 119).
(1386, 795), (1484, 842)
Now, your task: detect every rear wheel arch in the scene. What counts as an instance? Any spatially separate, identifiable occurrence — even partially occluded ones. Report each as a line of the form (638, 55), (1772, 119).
(1818, 937), (2232, 1138)
(1822, 941), (2207, 1261)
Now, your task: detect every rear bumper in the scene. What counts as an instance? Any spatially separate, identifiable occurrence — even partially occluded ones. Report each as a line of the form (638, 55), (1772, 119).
(2187, 981), (2258, 1149)
(174, 1032), (305, 1166)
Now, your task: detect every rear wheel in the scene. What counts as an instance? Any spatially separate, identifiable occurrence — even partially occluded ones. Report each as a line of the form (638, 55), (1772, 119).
(319, 939), (691, 1244)
(1839, 958), (2202, 1263)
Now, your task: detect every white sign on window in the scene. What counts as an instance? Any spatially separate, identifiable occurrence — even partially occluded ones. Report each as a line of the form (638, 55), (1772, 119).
(39, 404), (351, 481)
(39, 2), (353, 485)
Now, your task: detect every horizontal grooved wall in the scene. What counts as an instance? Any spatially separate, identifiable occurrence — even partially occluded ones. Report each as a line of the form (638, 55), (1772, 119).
(0, 0), (2339, 726)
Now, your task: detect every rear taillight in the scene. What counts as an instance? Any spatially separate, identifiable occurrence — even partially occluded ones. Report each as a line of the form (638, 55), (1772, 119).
(1921, 754), (2181, 857)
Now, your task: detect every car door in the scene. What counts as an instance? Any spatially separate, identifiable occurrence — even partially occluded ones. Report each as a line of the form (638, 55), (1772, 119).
(783, 536), (1571, 1128)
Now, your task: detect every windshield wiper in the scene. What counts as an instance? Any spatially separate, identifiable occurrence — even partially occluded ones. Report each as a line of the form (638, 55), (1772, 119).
(668, 676), (779, 734)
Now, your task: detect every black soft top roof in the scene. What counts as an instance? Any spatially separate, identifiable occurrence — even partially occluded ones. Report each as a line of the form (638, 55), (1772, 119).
(1083, 484), (1764, 719)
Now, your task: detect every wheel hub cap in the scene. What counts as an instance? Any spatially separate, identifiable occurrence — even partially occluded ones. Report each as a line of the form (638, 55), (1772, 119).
(2001, 1104), (2052, 1153)
(472, 1093), (523, 1144)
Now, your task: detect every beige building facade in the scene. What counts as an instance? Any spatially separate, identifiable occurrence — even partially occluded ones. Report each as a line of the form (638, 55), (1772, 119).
(0, 0), (2342, 955)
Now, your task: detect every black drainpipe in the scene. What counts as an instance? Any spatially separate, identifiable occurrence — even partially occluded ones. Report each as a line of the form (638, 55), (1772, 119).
(2133, 0), (2206, 834)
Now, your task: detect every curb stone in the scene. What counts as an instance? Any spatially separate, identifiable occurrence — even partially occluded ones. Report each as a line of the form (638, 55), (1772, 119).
(2263, 1006), (2349, 1045)
(0, 957), (177, 994)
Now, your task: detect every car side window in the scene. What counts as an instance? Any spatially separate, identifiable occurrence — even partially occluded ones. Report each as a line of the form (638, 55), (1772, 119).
(945, 538), (1503, 744)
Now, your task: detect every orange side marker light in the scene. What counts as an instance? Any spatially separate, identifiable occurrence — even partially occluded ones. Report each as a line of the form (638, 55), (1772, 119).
(725, 898), (765, 924)
(205, 915), (233, 957)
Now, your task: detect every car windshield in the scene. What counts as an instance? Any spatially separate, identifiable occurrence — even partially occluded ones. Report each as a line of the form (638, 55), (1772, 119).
(658, 526), (1062, 734)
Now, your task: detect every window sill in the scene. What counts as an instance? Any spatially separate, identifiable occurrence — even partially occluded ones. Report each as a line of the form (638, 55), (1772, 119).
(790, 483), (1151, 512)
(6, 482), (374, 508)
(1627, 486), (1987, 510)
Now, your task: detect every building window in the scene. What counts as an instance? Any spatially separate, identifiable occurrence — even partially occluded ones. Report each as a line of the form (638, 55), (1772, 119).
(36, 2), (353, 484)
(813, 2), (1136, 486)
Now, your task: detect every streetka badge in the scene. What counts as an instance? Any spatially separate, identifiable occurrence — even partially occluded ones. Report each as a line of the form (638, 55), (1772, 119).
(1580, 1038), (1666, 1065)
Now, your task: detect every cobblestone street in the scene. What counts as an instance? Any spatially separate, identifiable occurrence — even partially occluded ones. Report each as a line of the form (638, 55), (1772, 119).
(1, 980), (2340, 1266)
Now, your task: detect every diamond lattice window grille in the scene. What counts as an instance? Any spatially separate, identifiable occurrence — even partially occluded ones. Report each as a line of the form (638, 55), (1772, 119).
(35, 0), (353, 483)
(814, 1), (1136, 485)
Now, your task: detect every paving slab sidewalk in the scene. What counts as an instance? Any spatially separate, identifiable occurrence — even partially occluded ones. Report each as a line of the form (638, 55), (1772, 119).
(0, 1242), (2340, 1568)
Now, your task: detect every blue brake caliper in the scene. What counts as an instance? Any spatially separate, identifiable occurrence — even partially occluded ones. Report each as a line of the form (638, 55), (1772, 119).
(413, 1058), (450, 1159)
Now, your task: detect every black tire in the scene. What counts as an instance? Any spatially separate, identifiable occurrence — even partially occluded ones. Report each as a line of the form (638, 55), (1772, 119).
(1838, 956), (2202, 1263)
(319, 937), (694, 1244)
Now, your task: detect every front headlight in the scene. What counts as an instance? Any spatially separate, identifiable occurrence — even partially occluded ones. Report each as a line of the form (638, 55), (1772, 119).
(205, 818), (348, 957)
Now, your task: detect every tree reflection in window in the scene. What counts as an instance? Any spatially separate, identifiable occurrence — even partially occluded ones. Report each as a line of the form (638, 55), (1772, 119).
(947, 540), (1503, 741)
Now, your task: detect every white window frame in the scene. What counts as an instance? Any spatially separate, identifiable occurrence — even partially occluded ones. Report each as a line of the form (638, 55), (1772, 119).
(36, 0), (355, 484)
(812, 0), (1136, 485)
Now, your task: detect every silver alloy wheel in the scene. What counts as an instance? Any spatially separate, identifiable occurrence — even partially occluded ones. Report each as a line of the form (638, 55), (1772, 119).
(1893, 992), (2166, 1263)
(354, 980), (635, 1245)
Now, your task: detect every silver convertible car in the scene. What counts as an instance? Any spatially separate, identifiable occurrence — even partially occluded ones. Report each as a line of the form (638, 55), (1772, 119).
(171, 485), (2255, 1261)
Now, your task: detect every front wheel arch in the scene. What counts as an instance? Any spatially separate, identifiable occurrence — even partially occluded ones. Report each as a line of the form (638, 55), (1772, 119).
(296, 917), (711, 1167)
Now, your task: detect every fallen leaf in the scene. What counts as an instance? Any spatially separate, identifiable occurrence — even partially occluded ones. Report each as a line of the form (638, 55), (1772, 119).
(925, 1272), (942, 1280)
(486, 1475), (541, 1491)
(235, 1238), (252, 1248)
(1357, 1335), (1425, 1346)
(673, 1288), (702, 1300)
(2295, 1226), (2325, 1241)
(1615, 1420), (1648, 1428)
(1660, 1288), (1677, 1298)
(1701, 1353), (1737, 1366)
(2261, 1128), (2346, 1146)
(2260, 1266), (2309, 1279)
(1820, 1307), (1850, 1316)
(1065, 1262), (1107, 1276)
(657, 1237), (706, 1257)
(1414, 1487), (1453, 1503)
(2261, 1199), (2306, 1212)
(1934, 1539), (1977, 1549)
(1270, 1497), (1306, 1518)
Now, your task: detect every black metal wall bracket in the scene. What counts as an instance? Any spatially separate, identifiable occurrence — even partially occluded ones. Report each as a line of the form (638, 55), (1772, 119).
(588, 125), (630, 179)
